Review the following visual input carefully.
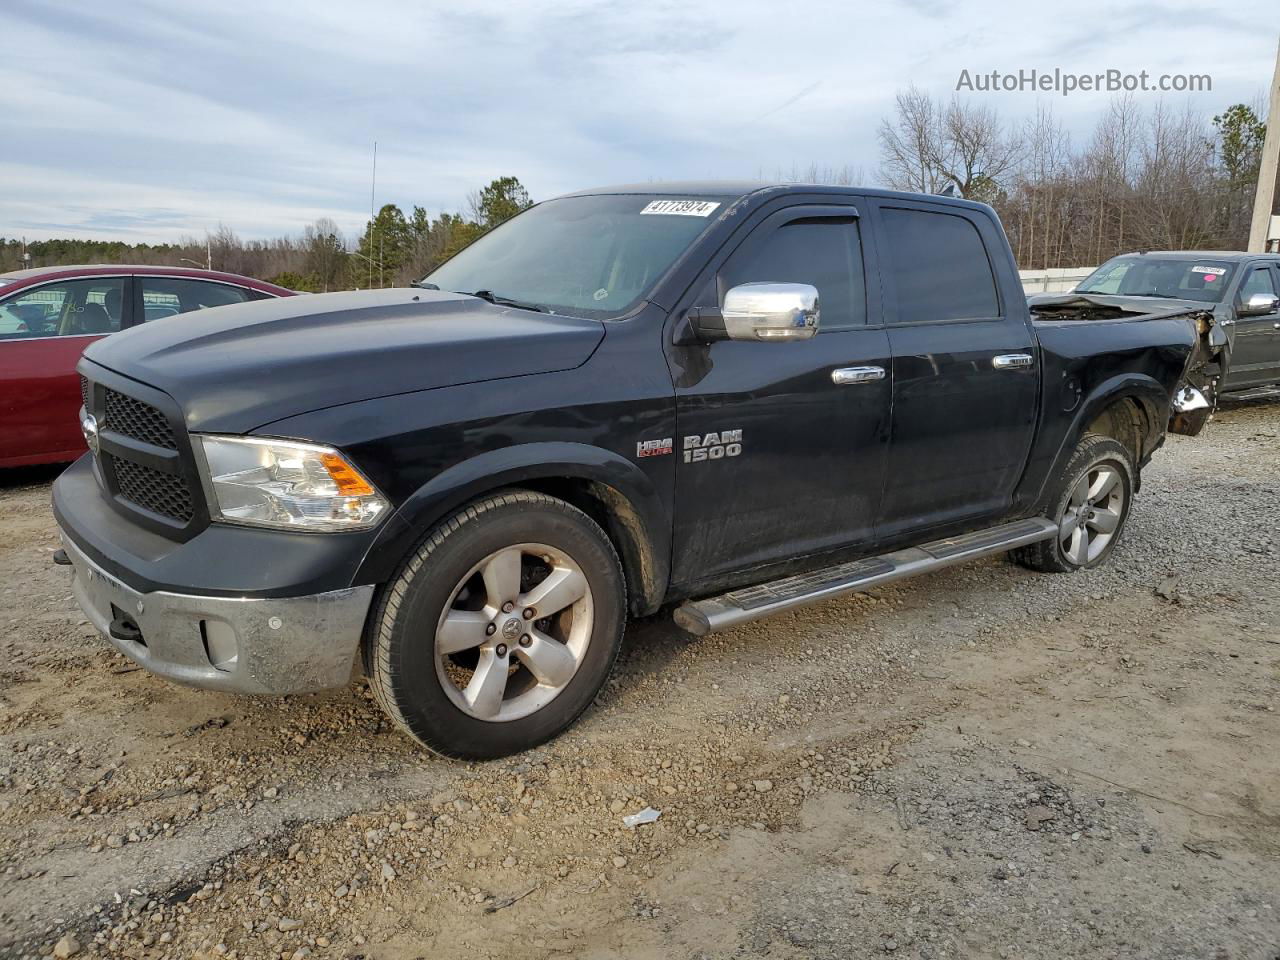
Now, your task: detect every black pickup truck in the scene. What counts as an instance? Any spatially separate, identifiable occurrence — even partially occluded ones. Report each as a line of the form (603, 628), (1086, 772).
(54, 183), (1215, 759)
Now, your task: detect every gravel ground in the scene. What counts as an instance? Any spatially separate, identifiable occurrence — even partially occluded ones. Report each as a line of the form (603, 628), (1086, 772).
(0, 398), (1277, 960)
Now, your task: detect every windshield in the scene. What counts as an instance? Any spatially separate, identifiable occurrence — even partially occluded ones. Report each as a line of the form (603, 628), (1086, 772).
(424, 194), (724, 318)
(1075, 256), (1236, 303)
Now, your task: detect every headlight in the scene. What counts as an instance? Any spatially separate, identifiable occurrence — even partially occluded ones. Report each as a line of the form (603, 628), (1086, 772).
(197, 435), (388, 531)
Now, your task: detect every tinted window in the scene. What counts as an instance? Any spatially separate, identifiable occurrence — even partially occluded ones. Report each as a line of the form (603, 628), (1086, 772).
(881, 208), (999, 323)
(722, 219), (865, 332)
(139, 277), (250, 322)
(0, 278), (125, 340)
(1240, 266), (1278, 301)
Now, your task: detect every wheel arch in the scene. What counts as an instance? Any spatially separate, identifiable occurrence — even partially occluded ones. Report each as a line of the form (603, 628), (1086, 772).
(354, 442), (670, 616)
(1032, 374), (1167, 510)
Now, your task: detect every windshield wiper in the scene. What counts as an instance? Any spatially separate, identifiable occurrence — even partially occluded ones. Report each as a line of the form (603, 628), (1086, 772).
(410, 280), (439, 290)
(461, 289), (548, 313)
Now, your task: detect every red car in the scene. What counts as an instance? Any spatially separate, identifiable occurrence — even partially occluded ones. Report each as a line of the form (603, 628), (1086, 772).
(0, 265), (295, 467)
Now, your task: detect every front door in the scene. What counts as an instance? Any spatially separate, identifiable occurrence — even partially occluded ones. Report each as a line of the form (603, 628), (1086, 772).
(666, 202), (891, 590)
(1224, 263), (1280, 390)
(869, 199), (1039, 542)
(0, 276), (130, 466)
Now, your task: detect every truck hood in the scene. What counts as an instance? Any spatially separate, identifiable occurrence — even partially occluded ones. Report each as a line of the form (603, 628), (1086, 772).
(83, 289), (605, 433)
(1028, 292), (1213, 315)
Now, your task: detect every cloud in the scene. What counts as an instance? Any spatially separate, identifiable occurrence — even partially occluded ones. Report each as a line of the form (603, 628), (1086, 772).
(0, 0), (1270, 241)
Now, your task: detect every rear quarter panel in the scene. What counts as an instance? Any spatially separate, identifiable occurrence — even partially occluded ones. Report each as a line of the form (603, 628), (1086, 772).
(1016, 315), (1197, 512)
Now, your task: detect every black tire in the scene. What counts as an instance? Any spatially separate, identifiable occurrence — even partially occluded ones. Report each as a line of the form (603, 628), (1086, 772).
(1011, 434), (1136, 574)
(363, 490), (626, 760)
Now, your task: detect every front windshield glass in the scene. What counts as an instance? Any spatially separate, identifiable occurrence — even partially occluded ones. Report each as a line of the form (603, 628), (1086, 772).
(1075, 256), (1236, 303)
(424, 194), (725, 318)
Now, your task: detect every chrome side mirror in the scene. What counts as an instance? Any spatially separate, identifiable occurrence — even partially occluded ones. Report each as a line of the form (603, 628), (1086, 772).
(723, 283), (819, 341)
(1238, 292), (1280, 317)
(687, 283), (820, 343)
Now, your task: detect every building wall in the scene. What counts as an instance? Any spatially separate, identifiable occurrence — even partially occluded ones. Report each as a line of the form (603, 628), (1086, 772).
(1019, 267), (1094, 295)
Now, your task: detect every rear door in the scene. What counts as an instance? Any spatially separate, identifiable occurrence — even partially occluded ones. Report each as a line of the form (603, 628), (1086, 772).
(0, 276), (131, 466)
(869, 199), (1038, 542)
(1224, 263), (1280, 390)
(666, 201), (892, 589)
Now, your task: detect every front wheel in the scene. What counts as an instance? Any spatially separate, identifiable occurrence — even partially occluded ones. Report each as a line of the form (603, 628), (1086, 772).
(1012, 434), (1135, 574)
(364, 491), (626, 760)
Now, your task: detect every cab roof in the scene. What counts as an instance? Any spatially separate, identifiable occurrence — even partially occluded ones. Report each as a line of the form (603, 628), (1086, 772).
(562, 180), (996, 215)
(1110, 250), (1280, 262)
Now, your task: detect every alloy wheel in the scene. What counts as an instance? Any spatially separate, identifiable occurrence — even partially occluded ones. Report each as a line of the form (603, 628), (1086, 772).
(433, 542), (593, 722)
(1058, 464), (1125, 566)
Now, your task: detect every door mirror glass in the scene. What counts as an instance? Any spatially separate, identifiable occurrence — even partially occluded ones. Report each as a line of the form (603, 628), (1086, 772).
(719, 282), (820, 341)
(1239, 292), (1280, 317)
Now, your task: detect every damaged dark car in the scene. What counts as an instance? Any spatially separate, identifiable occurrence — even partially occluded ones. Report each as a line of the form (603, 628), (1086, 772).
(1029, 251), (1280, 430)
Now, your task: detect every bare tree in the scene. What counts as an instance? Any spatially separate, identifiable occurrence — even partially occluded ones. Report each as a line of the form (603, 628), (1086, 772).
(879, 86), (1020, 200)
(878, 86), (947, 193)
(304, 218), (347, 292)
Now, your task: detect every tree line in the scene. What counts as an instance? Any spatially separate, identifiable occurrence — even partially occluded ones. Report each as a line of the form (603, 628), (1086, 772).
(877, 88), (1268, 269)
(0, 176), (533, 292)
(1, 94), (1269, 284)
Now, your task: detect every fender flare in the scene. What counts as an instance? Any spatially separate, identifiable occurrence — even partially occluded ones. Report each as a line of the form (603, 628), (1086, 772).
(1031, 374), (1170, 510)
(353, 442), (671, 614)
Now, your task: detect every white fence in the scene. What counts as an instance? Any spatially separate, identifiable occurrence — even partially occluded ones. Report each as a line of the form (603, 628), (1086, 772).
(1019, 267), (1094, 295)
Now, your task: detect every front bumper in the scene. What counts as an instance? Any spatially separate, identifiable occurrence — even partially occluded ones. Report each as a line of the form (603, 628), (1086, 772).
(61, 533), (374, 695)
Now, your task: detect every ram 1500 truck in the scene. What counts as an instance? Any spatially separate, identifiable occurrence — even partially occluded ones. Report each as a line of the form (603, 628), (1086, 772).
(54, 183), (1214, 759)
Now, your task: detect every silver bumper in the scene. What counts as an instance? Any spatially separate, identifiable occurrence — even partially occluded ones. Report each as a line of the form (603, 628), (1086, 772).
(61, 533), (374, 695)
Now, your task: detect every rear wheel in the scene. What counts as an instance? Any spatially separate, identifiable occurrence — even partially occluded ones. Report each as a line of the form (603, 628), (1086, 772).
(1012, 434), (1135, 573)
(364, 491), (625, 760)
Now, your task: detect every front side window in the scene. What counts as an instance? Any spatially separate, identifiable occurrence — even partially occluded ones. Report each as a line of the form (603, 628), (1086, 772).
(880, 207), (999, 324)
(139, 277), (251, 322)
(425, 194), (723, 318)
(0, 278), (125, 340)
(1239, 266), (1278, 302)
(721, 219), (866, 332)
(1076, 256), (1235, 303)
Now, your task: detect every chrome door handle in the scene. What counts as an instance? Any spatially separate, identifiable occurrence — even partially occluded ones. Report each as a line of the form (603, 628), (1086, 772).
(992, 353), (1035, 370)
(831, 366), (886, 385)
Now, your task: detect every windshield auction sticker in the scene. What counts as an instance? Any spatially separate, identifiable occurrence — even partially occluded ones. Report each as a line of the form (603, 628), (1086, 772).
(641, 200), (721, 217)
(1191, 265), (1227, 275)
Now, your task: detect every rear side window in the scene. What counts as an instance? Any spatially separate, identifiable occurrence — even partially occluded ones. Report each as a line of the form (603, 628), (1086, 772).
(721, 219), (866, 332)
(139, 277), (250, 322)
(880, 207), (999, 324)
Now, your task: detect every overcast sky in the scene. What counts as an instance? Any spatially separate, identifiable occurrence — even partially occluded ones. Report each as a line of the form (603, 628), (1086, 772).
(1, 0), (1274, 243)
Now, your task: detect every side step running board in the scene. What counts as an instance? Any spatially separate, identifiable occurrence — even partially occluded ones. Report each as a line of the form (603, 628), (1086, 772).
(672, 517), (1059, 637)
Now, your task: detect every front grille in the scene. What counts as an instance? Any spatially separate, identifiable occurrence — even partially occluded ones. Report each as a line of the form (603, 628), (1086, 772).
(112, 458), (194, 523)
(82, 374), (201, 533)
(104, 388), (177, 449)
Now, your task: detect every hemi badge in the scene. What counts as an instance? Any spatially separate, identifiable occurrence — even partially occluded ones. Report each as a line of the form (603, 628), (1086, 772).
(636, 438), (673, 458)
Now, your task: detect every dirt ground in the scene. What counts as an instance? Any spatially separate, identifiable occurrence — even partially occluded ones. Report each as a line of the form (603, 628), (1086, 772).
(1, 398), (1278, 960)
